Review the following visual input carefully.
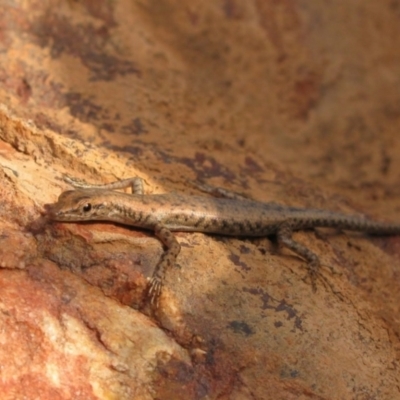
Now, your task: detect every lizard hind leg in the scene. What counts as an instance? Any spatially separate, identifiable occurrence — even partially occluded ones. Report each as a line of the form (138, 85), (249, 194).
(276, 223), (342, 299)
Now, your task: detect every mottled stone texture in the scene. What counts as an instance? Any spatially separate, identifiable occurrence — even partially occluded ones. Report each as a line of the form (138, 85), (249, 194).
(0, 1), (399, 399)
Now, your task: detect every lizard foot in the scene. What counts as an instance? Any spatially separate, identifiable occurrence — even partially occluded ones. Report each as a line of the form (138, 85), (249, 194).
(303, 260), (344, 301)
(146, 276), (163, 309)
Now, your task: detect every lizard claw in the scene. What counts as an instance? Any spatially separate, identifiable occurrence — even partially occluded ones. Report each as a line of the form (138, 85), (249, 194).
(304, 260), (320, 292)
(147, 277), (163, 308)
(303, 260), (344, 300)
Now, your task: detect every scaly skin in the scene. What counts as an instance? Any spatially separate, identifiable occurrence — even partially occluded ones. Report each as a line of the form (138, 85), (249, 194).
(47, 177), (400, 306)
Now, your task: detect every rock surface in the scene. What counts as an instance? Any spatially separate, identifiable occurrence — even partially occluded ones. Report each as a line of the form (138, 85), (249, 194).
(0, 1), (399, 399)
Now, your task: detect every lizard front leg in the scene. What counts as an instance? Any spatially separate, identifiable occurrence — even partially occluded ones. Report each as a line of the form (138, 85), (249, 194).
(147, 223), (181, 307)
(191, 181), (249, 200)
(64, 176), (145, 194)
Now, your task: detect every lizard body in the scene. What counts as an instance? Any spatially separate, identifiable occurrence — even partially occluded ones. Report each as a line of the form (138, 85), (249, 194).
(47, 177), (400, 305)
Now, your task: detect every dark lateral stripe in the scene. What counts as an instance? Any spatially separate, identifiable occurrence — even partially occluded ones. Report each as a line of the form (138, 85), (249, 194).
(194, 217), (205, 228)
(142, 214), (152, 224)
(220, 219), (229, 231)
(136, 211), (143, 222)
(237, 222), (246, 233)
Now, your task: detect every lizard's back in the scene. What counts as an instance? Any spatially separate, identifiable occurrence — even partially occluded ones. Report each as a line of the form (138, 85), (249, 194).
(50, 190), (400, 236)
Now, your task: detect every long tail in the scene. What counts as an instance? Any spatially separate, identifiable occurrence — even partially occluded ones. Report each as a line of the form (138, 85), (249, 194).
(293, 211), (400, 235)
(324, 216), (400, 235)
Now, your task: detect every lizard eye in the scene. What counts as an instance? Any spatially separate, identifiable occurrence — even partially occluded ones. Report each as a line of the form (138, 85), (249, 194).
(82, 203), (92, 213)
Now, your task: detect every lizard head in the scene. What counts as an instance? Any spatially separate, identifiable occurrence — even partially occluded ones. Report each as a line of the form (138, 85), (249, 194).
(47, 190), (110, 222)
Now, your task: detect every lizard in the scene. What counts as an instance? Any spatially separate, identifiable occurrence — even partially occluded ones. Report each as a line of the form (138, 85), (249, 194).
(46, 177), (400, 306)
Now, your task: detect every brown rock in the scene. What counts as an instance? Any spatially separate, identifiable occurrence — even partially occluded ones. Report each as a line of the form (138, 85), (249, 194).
(0, 1), (399, 399)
